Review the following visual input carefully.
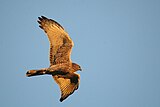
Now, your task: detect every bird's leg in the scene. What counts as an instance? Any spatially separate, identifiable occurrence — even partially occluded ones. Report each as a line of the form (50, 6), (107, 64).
(56, 73), (70, 79)
(45, 70), (68, 76)
(26, 68), (47, 77)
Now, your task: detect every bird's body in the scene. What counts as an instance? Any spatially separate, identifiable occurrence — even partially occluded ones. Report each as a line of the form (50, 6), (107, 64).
(26, 16), (81, 102)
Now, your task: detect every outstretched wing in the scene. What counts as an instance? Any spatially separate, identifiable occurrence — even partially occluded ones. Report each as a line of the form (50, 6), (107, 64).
(53, 73), (80, 102)
(38, 16), (74, 66)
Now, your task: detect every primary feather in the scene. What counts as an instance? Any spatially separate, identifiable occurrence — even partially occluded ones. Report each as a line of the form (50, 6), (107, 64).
(26, 16), (82, 102)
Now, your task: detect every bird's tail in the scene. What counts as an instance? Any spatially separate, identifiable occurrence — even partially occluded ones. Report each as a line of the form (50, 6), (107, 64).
(26, 69), (47, 77)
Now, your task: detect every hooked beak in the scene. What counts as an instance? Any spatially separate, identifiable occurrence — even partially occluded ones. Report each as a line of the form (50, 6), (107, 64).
(79, 68), (82, 71)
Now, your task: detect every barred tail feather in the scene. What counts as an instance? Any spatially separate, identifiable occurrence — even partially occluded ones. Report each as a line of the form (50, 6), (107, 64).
(26, 69), (47, 77)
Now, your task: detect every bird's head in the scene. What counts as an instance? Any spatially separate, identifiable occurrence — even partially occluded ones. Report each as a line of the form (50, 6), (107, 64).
(72, 63), (82, 72)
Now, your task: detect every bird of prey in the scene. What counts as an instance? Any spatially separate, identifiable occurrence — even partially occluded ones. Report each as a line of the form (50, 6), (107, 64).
(26, 16), (82, 102)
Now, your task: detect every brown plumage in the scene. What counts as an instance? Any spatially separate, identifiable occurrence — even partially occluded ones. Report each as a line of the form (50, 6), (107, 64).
(26, 16), (82, 102)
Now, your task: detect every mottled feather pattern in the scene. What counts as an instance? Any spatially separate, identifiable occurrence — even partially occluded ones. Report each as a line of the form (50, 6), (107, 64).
(27, 16), (81, 102)
(53, 74), (80, 102)
(37, 16), (73, 66)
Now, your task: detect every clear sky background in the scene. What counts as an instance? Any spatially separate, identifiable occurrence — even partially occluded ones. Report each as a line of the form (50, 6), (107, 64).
(0, 0), (160, 107)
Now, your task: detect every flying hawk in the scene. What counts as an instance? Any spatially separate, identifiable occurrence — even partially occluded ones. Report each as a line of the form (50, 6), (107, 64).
(26, 16), (82, 102)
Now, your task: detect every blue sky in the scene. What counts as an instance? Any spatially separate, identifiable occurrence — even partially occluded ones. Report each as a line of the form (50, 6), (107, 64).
(0, 0), (160, 107)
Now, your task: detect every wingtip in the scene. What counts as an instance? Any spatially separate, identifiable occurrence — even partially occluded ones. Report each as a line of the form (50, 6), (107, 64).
(37, 20), (41, 24)
(39, 25), (43, 29)
(41, 16), (48, 19)
(38, 16), (48, 21)
(38, 16), (42, 21)
(37, 15), (64, 31)
(60, 98), (64, 102)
